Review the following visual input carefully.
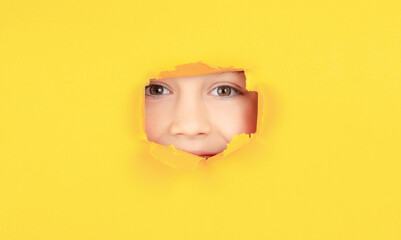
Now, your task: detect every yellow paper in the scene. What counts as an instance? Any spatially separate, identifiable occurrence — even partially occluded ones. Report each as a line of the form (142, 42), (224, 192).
(1, 0), (401, 239)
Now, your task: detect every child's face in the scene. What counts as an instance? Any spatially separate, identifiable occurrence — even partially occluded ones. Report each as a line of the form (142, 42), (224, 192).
(145, 71), (258, 158)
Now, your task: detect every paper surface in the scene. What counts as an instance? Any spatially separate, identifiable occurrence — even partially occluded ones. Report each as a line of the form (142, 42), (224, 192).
(1, 0), (400, 239)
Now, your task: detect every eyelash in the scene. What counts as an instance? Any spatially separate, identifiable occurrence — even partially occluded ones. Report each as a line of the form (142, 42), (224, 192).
(144, 84), (243, 97)
(145, 84), (172, 97)
(209, 85), (243, 97)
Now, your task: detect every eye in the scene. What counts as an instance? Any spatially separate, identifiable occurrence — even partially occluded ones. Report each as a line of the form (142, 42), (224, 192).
(209, 85), (242, 97)
(145, 84), (171, 96)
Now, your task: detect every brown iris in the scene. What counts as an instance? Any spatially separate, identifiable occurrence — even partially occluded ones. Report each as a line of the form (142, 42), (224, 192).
(217, 86), (232, 96)
(149, 85), (164, 95)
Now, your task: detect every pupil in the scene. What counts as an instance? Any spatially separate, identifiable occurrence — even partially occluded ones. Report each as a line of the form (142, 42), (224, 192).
(150, 85), (163, 95)
(218, 86), (231, 96)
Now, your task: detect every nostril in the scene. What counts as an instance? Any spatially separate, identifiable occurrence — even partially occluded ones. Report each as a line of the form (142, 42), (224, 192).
(169, 121), (212, 138)
(169, 100), (212, 137)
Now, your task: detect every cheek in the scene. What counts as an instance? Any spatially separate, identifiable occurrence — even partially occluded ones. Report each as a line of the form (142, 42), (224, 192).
(207, 94), (258, 139)
(144, 99), (173, 142)
(243, 92), (258, 132)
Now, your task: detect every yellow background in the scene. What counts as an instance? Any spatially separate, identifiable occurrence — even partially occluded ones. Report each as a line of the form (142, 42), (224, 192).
(1, 0), (400, 239)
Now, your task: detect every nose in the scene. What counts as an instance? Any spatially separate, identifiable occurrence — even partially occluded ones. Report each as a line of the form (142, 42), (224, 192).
(169, 93), (212, 138)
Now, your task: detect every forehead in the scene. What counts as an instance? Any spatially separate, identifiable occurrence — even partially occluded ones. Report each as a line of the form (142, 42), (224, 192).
(151, 71), (247, 88)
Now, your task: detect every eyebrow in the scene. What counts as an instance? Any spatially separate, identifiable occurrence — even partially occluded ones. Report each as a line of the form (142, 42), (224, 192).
(148, 71), (246, 86)
(216, 71), (245, 80)
(214, 71), (246, 86)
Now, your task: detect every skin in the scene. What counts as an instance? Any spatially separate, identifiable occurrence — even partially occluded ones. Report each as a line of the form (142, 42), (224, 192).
(145, 71), (258, 158)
